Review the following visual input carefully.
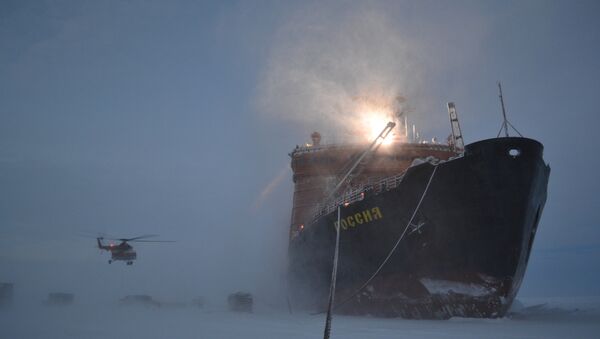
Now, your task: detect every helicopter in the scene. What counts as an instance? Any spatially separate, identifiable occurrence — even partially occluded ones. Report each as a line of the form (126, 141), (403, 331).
(96, 235), (173, 265)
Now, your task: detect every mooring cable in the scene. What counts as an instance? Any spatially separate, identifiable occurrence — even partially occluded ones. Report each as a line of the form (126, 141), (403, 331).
(323, 164), (439, 315)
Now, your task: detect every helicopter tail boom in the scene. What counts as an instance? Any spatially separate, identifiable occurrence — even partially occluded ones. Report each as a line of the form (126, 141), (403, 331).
(97, 237), (108, 251)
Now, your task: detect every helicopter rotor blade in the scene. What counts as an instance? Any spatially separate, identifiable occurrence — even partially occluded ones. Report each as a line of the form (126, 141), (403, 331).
(76, 232), (119, 240)
(110, 234), (159, 242)
(129, 240), (176, 243)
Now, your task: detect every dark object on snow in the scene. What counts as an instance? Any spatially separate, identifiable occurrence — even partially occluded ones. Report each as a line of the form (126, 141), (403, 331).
(45, 292), (74, 306)
(119, 294), (161, 307)
(228, 292), (253, 313)
(192, 296), (205, 308)
(0, 283), (13, 307)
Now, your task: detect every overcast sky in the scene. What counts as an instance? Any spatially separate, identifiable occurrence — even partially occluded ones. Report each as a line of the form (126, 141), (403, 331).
(1, 0), (599, 303)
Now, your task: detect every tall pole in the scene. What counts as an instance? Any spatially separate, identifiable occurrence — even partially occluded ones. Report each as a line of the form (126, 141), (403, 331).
(498, 82), (509, 138)
(322, 122), (395, 338)
(323, 205), (341, 339)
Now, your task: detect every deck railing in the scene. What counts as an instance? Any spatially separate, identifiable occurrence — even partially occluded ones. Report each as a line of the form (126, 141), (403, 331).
(290, 142), (454, 157)
(309, 153), (462, 222)
(311, 170), (408, 221)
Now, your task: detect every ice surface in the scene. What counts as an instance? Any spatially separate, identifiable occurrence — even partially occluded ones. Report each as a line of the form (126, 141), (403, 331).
(1, 297), (599, 339)
(420, 278), (495, 297)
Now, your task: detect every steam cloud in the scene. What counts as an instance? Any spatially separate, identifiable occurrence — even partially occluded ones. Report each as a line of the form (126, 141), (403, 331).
(258, 5), (424, 142)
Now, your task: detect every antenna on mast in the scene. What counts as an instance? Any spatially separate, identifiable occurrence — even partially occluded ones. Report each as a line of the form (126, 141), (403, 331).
(496, 82), (523, 138)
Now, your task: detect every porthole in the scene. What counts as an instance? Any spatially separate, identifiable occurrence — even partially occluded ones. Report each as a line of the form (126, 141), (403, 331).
(508, 148), (521, 157)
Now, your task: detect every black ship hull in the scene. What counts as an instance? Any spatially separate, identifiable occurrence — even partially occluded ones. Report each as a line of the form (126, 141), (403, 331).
(288, 137), (550, 319)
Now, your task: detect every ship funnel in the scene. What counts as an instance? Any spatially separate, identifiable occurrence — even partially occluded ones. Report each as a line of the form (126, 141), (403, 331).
(311, 132), (321, 146)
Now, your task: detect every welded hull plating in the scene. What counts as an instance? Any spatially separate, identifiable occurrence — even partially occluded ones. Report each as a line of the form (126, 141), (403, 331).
(288, 137), (550, 319)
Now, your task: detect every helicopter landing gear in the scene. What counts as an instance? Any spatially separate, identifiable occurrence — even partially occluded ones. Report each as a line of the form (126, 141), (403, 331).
(108, 260), (112, 264)
(126, 261), (133, 265)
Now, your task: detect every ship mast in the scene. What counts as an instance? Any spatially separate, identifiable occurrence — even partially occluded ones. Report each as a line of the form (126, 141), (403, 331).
(498, 82), (509, 138)
(496, 82), (523, 138)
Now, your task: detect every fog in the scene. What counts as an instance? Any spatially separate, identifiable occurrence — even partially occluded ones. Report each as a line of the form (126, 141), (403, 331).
(257, 2), (490, 142)
(258, 5), (421, 140)
(1, 0), (600, 338)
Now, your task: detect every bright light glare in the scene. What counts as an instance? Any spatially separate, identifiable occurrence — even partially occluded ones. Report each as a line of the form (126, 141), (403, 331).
(362, 111), (395, 145)
(352, 97), (397, 145)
